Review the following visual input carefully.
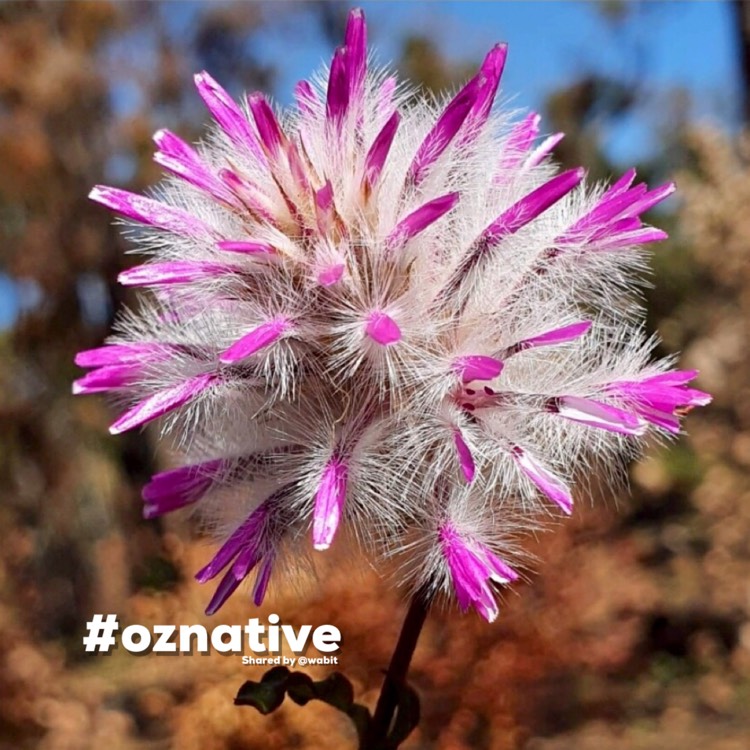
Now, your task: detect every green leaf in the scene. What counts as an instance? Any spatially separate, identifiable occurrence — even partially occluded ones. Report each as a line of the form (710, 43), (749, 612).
(286, 671), (372, 743)
(234, 666), (291, 715)
(234, 668), (377, 746)
(285, 671), (316, 705)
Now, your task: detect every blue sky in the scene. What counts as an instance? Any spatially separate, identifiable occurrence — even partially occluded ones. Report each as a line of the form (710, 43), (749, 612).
(106, 1), (739, 165)
(256, 1), (739, 162)
(0, 1), (740, 329)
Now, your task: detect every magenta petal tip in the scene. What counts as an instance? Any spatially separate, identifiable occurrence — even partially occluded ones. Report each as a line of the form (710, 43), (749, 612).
(317, 263), (345, 286)
(219, 317), (290, 363)
(453, 429), (476, 483)
(365, 311), (401, 346)
(217, 240), (276, 256)
(108, 373), (216, 435)
(453, 355), (504, 383)
(312, 458), (348, 551)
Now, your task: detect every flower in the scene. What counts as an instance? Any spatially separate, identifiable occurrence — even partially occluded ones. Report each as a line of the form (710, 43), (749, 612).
(76, 8), (710, 620)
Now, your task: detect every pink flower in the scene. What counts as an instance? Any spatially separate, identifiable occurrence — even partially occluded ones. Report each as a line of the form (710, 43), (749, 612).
(77, 8), (709, 619)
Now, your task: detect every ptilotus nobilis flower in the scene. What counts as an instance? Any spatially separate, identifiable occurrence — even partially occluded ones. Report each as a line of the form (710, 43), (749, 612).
(76, 9), (710, 623)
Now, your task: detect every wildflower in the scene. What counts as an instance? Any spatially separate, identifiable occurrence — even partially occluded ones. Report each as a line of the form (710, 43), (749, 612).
(77, 8), (709, 620)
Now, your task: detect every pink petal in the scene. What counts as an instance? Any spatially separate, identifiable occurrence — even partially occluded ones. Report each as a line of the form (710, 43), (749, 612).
(153, 129), (237, 205)
(312, 458), (348, 551)
(439, 524), (515, 622)
(75, 343), (166, 368)
(407, 77), (480, 186)
(118, 261), (236, 286)
(220, 317), (290, 363)
(196, 501), (271, 584)
(89, 186), (209, 236)
(142, 459), (224, 518)
(572, 189), (647, 237)
(484, 550), (519, 583)
(344, 8), (367, 102)
(286, 140), (311, 193)
(589, 217), (642, 242)
(316, 181), (334, 211)
(513, 321), (591, 351)
(248, 93), (286, 156)
(453, 429), (475, 483)
(597, 228), (668, 250)
(365, 311), (401, 346)
(635, 406), (681, 434)
(219, 169), (277, 224)
(453, 355), (504, 383)
(326, 46), (349, 126)
(251, 556), (275, 606)
(627, 182), (676, 216)
(556, 395), (647, 436)
(386, 192), (459, 252)
(682, 388), (712, 407)
(363, 111), (400, 190)
(73, 364), (139, 394)
(512, 446), (572, 514)
(294, 80), (317, 116)
(638, 370), (698, 387)
(231, 543), (263, 581)
(524, 132), (564, 168)
(315, 180), (336, 235)
(604, 371), (712, 428)
(194, 71), (264, 162)
(464, 43), (508, 135)
(217, 240), (276, 256)
(376, 76), (396, 121)
(496, 112), (541, 173)
(204, 569), (243, 616)
(441, 169), (584, 298)
(317, 263), (345, 287)
(608, 168), (638, 197)
(109, 373), (216, 435)
(483, 168), (585, 245)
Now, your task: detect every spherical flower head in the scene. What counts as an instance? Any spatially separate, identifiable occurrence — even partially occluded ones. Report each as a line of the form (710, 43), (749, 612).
(76, 9), (710, 619)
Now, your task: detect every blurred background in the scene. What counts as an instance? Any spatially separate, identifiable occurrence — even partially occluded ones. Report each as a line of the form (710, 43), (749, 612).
(0, 1), (748, 748)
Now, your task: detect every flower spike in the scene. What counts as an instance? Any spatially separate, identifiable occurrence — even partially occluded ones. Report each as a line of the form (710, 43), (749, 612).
(77, 8), (709, 624)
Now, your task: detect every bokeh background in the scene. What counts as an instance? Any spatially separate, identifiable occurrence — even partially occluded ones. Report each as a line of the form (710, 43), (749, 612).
(1, 1), (749, 748)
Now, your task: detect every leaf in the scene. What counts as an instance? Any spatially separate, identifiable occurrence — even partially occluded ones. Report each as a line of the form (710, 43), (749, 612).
(234, 668), (379, 746)
(234, 666), (291, 714)
(287, 671), (370, 740)
(288, 671), (355, 711)
(284, 671), (316, 705)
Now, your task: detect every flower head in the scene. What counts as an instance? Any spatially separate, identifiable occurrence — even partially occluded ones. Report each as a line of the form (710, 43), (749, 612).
(77, 9), (710, 619)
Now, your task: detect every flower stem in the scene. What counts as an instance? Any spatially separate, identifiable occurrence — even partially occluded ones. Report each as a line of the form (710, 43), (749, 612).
(364, 589), (430, 748)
